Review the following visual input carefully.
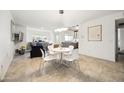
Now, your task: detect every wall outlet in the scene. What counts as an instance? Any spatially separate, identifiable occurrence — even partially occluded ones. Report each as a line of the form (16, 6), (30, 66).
(0, 65), (3, 74)
(0, 65), (3, 80)
(1, 65), (3, 69)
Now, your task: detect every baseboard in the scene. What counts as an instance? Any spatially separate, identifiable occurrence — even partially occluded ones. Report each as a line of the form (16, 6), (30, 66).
(79, 53), (115, 62)
(0, 54), (14, 81)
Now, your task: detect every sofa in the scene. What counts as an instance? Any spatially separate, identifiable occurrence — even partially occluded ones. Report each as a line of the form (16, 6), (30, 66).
(30, 45), (45, 58)
(29, 40), (49, 58)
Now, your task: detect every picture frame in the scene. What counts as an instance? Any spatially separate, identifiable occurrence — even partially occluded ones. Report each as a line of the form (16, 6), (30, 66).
(88, 25), (102, 41)
(10, 20), (15, 41)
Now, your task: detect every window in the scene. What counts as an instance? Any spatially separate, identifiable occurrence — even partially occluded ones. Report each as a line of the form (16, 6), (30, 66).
(32, 35), (47, 41)
(64, 35), (73, 41)
(56, 35), (59, 42)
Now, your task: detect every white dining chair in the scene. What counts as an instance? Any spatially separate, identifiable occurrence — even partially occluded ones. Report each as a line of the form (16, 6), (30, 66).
(64, 45), (74, 56)
(63, 45), (73, 60)
(64, 54), (80, 72)
(48, 44), (60, 59)
(39, 49), (57, 74)
(48, 44), (58, 55)
(63, 45), (80, 72)
(48, 44), (54, 54)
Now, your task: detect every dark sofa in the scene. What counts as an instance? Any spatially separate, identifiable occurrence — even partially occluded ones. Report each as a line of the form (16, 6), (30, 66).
(30, 45), (45, 58)
(30, 41), (49, 58)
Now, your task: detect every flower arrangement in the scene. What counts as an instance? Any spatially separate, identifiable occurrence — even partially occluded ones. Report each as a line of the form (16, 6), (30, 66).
(20, 45), (26, 50)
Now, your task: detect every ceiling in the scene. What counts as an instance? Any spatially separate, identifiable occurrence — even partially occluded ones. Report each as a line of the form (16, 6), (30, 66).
(11, 10), (123, 30)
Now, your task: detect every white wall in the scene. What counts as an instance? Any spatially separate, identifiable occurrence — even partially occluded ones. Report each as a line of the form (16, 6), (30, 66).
(0, 11), (15, 80)
(14, 26), (54, 49)
(26, 27), (54, 43)
(79, 12), (124, 62)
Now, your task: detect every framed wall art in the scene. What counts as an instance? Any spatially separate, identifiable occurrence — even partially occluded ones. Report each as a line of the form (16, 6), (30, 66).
(88, 25), (102, 41)
(10, 20), (15, 41)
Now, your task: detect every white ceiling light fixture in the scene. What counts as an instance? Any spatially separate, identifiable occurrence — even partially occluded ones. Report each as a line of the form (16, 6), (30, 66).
(55, 25), (79, 32)
(68, 25), (79, 31)
(55, 27), (68, 32)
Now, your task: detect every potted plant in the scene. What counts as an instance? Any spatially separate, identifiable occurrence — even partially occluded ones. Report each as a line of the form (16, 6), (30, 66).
(19, 45), (26, 55)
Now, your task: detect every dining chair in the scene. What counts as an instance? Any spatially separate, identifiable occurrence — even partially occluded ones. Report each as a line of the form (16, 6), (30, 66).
(64, 55), (80, 71)
(63, 45), (80, 72)
(48, 44), (56, 55)
(48, 44), (53, 51)
(48, 44), (60, 60)
(39, 48), (57, 74)
(64, 45), (74, 56)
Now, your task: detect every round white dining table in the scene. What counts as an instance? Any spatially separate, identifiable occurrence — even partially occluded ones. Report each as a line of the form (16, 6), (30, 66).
(52, 47), (71, 63)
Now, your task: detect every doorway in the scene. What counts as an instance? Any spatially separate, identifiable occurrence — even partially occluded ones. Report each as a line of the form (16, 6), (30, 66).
(115, 18), (124, 61)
